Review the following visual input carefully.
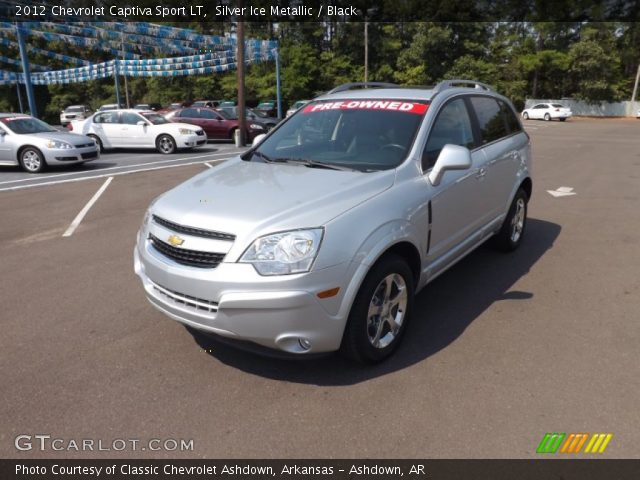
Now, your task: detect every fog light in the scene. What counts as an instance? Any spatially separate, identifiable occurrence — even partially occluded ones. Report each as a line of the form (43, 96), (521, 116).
(298, 338), (311, 351)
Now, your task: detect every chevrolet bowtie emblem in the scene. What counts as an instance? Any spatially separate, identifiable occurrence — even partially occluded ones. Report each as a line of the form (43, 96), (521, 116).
(167, 234), (185, 247)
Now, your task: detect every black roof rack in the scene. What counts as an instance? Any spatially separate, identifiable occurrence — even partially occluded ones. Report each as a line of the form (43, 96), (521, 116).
(327, 82), (399, 95)
(432, 79), (493, 93)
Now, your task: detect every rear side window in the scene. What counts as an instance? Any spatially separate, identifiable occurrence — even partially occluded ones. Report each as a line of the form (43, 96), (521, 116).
(552, 104), (565, 108)
(180, 108), (199, 118)
(499, 100), (522, 134)
(94, 112), (117, 124)
(470, 97), (509, 145)
(422, 98), (474, 170)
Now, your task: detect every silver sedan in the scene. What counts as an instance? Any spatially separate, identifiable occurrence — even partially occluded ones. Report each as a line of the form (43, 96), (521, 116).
(0, 113), (99, 173)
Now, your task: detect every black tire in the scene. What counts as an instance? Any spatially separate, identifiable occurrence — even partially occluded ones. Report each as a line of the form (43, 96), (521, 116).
(522, 112), (529, 120)
(492, 188), (528, 252)
(544, 113), (551, 121)
(156, 134), (176, 154)
(341, 254), (414, 364)
(229, 127), (237, 141)
(18, 147), (46, 173)
(87, 134), (104, 153)
(559, 118), (566, 122)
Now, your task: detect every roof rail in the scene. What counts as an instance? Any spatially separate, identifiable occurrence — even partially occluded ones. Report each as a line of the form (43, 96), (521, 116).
(327, 82), (399, 95)
(432, 79), (493, 93)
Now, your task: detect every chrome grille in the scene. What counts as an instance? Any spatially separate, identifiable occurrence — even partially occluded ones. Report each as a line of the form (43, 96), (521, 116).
(149, 234), (225, 268)
(151, 281), (218, 313)
(152, 215), (235, 241)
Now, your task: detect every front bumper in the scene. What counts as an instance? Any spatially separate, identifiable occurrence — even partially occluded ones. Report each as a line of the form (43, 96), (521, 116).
(176, 133), (206, 149)
(133, 238), (351, 354)
(43, 146), (100, 165)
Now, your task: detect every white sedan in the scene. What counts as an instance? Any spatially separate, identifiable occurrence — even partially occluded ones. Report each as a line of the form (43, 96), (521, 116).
(70, 110), (207, 154)
(522, 103), (572, 121)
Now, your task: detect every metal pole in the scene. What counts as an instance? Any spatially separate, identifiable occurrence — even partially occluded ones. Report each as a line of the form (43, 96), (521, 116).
(121, 32), (130, 108)
(364, 21), (368, 83)
(16, 81), (24, 113)
(631, 64), (640, 104)
(114, 59), (122, 106)
(275, 46), (282, 119)
(16, 24), (37, 117)
(236, 0), (246, 147)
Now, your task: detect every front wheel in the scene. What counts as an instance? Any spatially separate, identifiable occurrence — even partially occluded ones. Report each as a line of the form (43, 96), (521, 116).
(522, 112), (529, 120)
(19, 147), (46, 173)
(341, 254), (414, 364)
(544, 113), (551, 121)
(492, 188), (528, 252)
(156, 134), (176, 154)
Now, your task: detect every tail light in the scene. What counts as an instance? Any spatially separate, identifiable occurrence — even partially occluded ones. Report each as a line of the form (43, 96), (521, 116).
(67, 123), (73, 130)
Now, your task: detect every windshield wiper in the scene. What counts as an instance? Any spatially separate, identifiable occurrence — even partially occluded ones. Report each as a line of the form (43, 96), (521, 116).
(249, 150), (273, 163)
(270, 157), (357, 172)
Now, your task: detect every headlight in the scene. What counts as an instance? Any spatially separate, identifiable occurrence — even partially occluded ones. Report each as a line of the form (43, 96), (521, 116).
(239, 228), (323, 276)
(249, 123), (264, 130)
(178, 128), (195, 135)
(45, 140), (74, 149)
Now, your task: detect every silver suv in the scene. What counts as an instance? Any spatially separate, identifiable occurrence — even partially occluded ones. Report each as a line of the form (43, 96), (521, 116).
(134, 80), (532, 363)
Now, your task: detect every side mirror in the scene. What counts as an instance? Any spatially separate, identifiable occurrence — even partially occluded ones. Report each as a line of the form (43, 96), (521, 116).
(137, 121), (147, 126)
(252, 134), (267, 146)
(428, 144), (472, 186)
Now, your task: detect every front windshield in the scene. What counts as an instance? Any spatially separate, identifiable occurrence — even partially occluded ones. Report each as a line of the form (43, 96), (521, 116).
(141, 113), (169, 125)
(251, 99), (428, 171)
(0, 117), (57, 134)
(66, 106), (84, 112)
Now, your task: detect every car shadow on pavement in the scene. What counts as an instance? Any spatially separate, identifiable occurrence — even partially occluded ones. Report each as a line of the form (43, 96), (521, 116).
(190, 218), (561, 385)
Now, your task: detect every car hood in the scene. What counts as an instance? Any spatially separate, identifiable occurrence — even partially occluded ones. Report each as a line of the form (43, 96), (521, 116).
(28, 131), (94, 146)
(151, 158), (395, 240)
(165, 122), (205, 131)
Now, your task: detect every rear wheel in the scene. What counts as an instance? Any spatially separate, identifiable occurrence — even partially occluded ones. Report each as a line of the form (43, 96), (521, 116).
(156, 134), (176, 154)
(522, 112), (529, 120)
(19, 147), (46, 173)
(492, 188), (528, 252)
(559, 118), (566, 122)
(544, 113), (551, 121)
(341, 254), (414, 364)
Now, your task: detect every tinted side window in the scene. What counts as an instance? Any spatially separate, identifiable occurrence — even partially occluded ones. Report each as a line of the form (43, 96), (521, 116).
(199, 109), (217, 119)
(499, 100), (522, 133)
(94, 112), (117, 124)
(120, 112), (142, 125)
(422, 98), (474, 170)
(470, 97), (509, 144)
(180, 108), (199, 118)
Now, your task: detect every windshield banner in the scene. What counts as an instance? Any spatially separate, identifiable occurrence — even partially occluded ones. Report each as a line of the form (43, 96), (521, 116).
(303, 101), (428, 115)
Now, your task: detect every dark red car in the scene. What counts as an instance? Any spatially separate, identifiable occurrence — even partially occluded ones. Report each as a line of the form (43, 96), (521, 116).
(165, 107), (266, 141)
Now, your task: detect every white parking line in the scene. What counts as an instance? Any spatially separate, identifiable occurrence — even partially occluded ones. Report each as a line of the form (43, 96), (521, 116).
(0, 150), (238, 186)
(0, 157), (232, 192)
(204, 162), (213, 168)
(62, 177), (113, 237)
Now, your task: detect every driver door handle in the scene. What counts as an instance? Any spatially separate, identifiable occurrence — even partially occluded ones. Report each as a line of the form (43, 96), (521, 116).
(475, 167), (487, 179)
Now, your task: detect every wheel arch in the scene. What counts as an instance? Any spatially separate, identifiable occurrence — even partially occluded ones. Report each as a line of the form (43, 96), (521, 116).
(519, 177), (532, 201)
(17, 144), (43, 162)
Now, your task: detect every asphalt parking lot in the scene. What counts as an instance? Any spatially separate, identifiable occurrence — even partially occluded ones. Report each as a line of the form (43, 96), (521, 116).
(1, 118), (638, 459)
